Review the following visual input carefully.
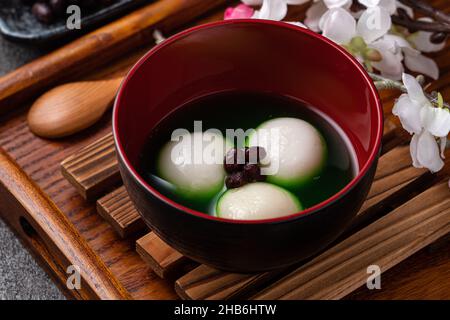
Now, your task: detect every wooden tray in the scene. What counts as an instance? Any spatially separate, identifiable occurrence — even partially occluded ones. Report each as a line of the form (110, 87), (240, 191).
(0, 0), (150, 43)
(0, 0), (449, 300)
(59, 129), (450, 300)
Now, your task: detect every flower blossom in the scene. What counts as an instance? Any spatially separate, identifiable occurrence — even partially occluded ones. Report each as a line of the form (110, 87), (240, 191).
(224, 1), (450, 178)
(393, 73), (450, 172)
(224, 4), (255, 20)
(302, 0), (439, 80)
(243, 0), (310, 21)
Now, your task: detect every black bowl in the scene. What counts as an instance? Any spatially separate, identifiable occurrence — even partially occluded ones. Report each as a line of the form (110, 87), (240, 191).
(113, 20), (383, 272)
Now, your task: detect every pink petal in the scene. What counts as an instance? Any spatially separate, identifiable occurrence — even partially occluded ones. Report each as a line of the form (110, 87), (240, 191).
(224, 4), (255, 20)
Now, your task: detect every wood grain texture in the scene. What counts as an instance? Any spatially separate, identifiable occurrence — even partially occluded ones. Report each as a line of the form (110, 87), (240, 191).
(0, 148), (130, 300)
(0, 0), (228, 113)
(28, 78), (123, 139)
(174, 145), (433, 300)
(136, 232), (192, 279)
(97, 186), (146, 238)
(347, 238), (450, 300)
(0, 4), (233, 300)
(254, 181), (450, 300)
(359, 145), (429, 212)
(61, 133), (120, 201)
(175, 265), (275, 300)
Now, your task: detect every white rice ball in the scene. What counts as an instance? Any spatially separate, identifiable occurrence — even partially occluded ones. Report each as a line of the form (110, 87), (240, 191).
(157, 131), (229, 200)
(248, 117), (326, 188)
(217, 182), (302, 220)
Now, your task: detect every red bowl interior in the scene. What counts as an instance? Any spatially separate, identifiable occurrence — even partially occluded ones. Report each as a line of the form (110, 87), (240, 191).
(113, 19), (383, 224)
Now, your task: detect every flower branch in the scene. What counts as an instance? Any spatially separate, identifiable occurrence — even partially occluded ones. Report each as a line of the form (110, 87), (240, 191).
(223, 0), (450, 180)
(369, 72), (450, 110)
(392, 8), (450, 35)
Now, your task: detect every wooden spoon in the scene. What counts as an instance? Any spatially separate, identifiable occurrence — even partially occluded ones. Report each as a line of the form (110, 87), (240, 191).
(27, 78), (123, 139)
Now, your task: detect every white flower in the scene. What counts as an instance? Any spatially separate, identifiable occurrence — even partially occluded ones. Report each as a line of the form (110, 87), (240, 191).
(320, 7), (356, 44)
(356, 6), (392, 44)
(403, 47), (439, 80)
(393, 73), (433, 134)
(368, 34), (439, 80)
(395, 0), (413, 18)
(420, 104), (450, 137)
(153, 30), (166, 44)
(392, 94), (422, 134)
(300, 0), (440, 80)
(316, 1), (354, 43)
(287, 21), (308, 28)
(242, 0), (310, 4)
(410, 130), (444, 172)
(310, 0), (392, 45)
(253, 0), (288, 20)
(242, 0), (264, 5)
(305, 1), (328, 31)
(409, 17), (447, 53)
(324, 0), (350, 8)
(370, 35), (405, 80)
(393, 74), (450, 173)
(250, 0), (310, 21)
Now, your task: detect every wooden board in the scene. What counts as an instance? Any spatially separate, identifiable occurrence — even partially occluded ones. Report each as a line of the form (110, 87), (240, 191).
(0, 2), (229, 301)
(61, 133), (120, 201)
(97, 186), (146, 238)
(60, 137), (450, 300)
(0, 0), (449, 300)
(136, 233), (193, 279)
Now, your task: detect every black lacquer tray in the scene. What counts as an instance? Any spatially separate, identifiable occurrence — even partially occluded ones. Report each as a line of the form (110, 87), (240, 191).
(0, 0), (150, 43)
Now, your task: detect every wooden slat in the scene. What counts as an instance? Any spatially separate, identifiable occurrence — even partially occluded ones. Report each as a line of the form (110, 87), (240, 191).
(254, 181), (450, 300)
(61, 133), (120, 201)
(174, 145), (430, 300)
(0, 2), (236, 300)
(175, 265), (274, 300)
(360, 144), (428, 211)
(1, 0), (447, 301)
(0, 148), (131, 300)
(0, 0), (229, 113)
(136, 232), (192, 279)
(97, 186), (146, 238)
(60, 132), (194, 275)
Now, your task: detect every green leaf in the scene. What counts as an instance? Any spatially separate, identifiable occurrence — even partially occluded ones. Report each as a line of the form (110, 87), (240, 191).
(437, 92), (444, 108)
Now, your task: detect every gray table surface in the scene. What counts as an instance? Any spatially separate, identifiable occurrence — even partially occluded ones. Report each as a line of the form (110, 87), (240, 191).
(0, 36), (66, 300)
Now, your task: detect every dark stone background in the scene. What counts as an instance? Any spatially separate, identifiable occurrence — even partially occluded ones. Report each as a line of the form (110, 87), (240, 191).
(0, 36), (65, 300)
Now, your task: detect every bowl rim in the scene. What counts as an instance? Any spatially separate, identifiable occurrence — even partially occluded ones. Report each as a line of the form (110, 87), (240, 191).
(113, 19), (383, 225)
